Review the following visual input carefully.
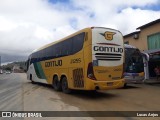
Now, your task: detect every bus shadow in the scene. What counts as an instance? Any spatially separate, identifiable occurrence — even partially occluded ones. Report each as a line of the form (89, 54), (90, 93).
(32, 82), (53, 88)
(145, 82), (160, 86)
(120, 84), (141, 89)
(28, 81), (118, 99)
(69, 90), (118, 100)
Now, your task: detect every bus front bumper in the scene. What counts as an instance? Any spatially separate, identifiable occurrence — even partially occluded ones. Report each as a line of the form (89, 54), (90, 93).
(124, 72), (144, 84)
(124, 76), (144, 84)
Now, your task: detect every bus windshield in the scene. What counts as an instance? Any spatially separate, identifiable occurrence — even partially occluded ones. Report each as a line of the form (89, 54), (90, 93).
(125, 48), (144, 73)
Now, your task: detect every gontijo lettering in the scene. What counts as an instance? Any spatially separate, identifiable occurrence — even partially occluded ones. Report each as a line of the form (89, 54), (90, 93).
(94, 46), (123, 53)
(45, 60), (62, 67)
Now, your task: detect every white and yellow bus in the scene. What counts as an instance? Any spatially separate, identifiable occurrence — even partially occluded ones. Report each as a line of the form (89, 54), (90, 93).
(26, 27), (125, 93)
(124, 44), (144, 87)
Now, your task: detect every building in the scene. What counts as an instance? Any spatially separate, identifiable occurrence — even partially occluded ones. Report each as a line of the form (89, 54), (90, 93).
(124, 18), (160, 51)
(124, 18), (160, 79)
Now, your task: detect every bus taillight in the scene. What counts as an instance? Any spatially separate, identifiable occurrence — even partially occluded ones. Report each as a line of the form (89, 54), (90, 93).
(87, 62), (96, 80)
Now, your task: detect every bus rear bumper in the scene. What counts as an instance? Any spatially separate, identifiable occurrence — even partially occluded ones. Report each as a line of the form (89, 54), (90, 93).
(87, 79), (125, 90)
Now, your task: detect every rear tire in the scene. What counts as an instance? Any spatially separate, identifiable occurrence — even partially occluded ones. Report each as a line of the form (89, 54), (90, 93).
(61, 77), (71, 94)
(53, 76), (61, 91)
(123, 83), (127, 88)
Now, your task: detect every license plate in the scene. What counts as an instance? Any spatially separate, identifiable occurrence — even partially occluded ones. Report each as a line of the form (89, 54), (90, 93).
(107, 82), (113, 86)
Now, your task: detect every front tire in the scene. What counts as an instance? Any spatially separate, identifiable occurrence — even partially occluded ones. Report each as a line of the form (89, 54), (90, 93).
(61, 77), (71, 94)
(30, 74), (35, 84)
(53, 76), (61, 91)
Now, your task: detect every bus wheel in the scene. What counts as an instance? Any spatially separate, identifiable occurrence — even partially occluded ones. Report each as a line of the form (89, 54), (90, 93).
(31, 80), (35, 84)
(30, 74), (35, 84)
(53, 76), (61, 91)
(123, 83), (127, 88)
(61, 77), (71, 94)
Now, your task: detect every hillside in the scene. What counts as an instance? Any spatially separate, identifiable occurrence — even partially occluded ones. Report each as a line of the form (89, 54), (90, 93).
(1, 61), (26, 72)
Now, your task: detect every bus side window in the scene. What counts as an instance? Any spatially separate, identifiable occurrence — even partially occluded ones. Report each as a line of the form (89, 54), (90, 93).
(61, 39), (72, 56)
(72, 32), (85, 54)
(55, 43), (61, 57)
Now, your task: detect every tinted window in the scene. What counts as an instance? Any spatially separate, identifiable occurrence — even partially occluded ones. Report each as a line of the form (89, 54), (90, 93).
(125, 48), (144, 73)
(30, 32), (85, 63)
(61, 38), (72, 56)
(54, 43), (61, 57)
(46, 46), (53, 59)
(72, 32), (85, 54)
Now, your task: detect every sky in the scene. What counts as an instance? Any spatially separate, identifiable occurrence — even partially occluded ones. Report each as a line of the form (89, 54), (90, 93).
(0, 0), (160, 63)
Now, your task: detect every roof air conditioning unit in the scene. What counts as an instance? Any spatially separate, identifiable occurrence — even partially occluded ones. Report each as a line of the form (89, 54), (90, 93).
(134, 34), (139, 39)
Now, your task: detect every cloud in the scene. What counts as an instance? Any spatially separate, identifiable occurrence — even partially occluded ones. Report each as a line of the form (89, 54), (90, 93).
(0, 16), (18, 31)
(114, 7), (160, 33)
(0, 0), (159, 62)
(71, 0), (160, 33)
